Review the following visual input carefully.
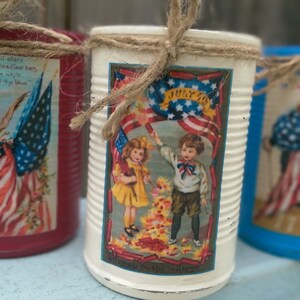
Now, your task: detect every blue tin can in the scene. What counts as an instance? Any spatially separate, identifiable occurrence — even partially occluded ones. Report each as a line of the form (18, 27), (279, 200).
(239, 46), (300, 259)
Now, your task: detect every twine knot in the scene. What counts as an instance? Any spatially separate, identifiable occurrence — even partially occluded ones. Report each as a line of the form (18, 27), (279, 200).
(162, 39), (179, 62)
(70, 0), (261, 139)
(70, 0), (202, 139)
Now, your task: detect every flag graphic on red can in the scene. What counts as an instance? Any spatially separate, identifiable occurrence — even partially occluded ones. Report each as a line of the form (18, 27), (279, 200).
(0, 55), (59, 237)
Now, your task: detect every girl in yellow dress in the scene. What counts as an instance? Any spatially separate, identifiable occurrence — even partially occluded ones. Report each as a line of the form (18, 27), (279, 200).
(112, 136), (153, 237)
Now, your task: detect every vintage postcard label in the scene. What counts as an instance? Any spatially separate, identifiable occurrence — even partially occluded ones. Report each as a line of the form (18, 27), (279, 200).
(0, 55), (59, 236)
(253, 78), (300, 236)
(102, 64), (233, 275)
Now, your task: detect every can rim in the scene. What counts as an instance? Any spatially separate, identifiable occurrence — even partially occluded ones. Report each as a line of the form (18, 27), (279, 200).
(90, 25), (261, 48)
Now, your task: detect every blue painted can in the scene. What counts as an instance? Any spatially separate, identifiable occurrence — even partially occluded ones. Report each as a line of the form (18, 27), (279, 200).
(239, 46), (300, 259)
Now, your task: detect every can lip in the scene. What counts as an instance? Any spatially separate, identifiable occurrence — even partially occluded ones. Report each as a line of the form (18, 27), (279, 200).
(90, 25), (261, 48)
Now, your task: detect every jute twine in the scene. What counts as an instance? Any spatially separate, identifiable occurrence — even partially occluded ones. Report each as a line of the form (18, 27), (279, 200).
(0, 0), (44, 20)
(89, 34), (261, 61)
(0, 0), (20, 19)
(0, 0), (86, 58)
(255, 56), (300, 95)
(70, 0), (261, 140)
(2, 0), (297, 138)
(0, 21), (87, 57)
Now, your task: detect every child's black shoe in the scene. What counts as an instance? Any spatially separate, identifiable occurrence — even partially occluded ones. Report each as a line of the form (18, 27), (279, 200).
(124, 227), (134, 237)
(130, 224), (140, 232)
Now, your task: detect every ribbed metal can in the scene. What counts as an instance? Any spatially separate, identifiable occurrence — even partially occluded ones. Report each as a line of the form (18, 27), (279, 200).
(240, 46), (300, 259)
(85, 26), (260, 299)
(0, 29), (85, 257)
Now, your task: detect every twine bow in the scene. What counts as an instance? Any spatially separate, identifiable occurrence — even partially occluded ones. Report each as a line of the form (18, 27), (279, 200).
(70, 0), (202, 140)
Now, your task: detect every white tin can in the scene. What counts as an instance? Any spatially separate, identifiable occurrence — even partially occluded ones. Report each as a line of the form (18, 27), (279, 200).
(85, 26), (260, 299)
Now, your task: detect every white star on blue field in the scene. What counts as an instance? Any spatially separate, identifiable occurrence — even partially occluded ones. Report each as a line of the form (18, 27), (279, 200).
(272, 108), (300, 151)
(146, 73), (222, 120)
(12, 76), (52, 176)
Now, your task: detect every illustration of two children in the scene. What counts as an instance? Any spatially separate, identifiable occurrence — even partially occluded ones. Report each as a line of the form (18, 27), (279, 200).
(112, 131), (208, 247)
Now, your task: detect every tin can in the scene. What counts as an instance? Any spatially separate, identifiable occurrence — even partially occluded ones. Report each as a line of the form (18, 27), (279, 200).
(85, 26), (260, 299)
(0, 28), (85, 257)
(240, 46), (300, 259)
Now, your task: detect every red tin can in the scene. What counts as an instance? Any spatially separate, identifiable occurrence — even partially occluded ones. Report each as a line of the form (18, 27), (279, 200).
(0, 28), (85, 257)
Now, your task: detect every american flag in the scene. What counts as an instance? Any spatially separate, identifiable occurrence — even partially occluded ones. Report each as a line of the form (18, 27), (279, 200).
(147, 71), (224, 149)
(0, 145), (51, 236)
(115, 127), (128, 154)
(119, 108), (164, 136)
(110, 127), (129, 183)
(255, 108), (300, 218)
(255, 152), (300, 218)
(13, 80), (52, 176)
(0, 73), (52, 236)
(111, 69), (224, 152)
(147, 71), (224, 118)
(269, 109), (300, 151)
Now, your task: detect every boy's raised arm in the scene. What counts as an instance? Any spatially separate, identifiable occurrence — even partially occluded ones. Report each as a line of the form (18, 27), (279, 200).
(150, 130), (163, 146)
(150, 129), (177, 167)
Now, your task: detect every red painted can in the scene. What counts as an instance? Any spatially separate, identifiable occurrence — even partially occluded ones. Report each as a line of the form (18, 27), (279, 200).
(0, 29), (85, 257)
